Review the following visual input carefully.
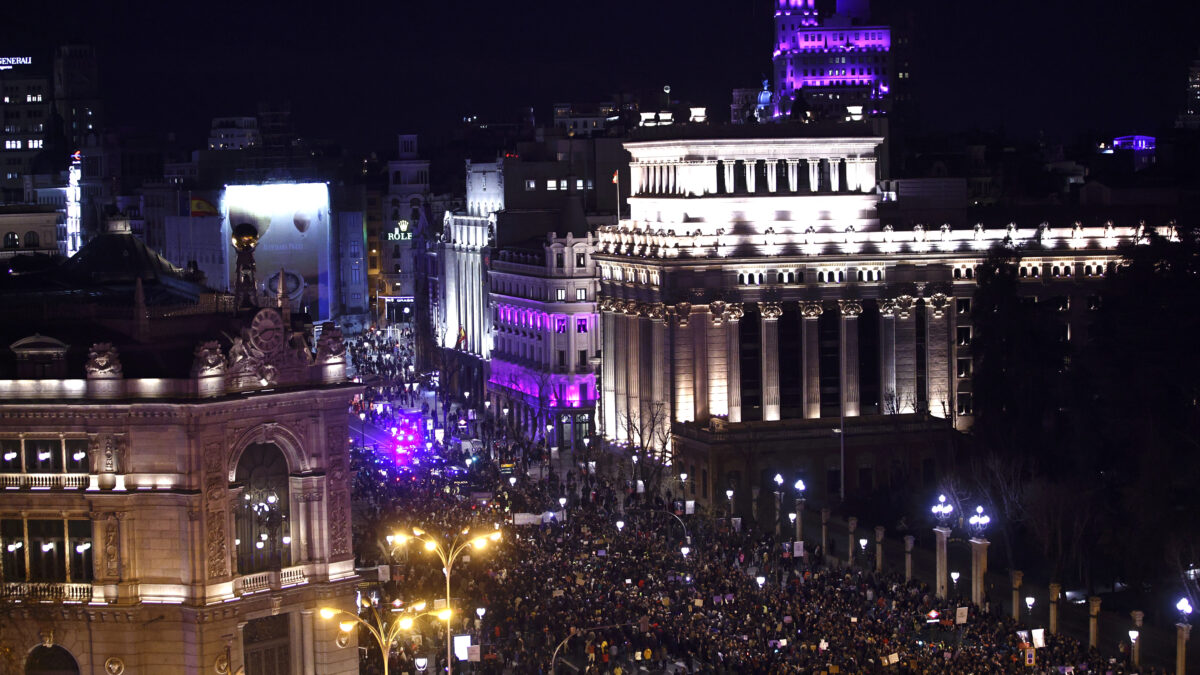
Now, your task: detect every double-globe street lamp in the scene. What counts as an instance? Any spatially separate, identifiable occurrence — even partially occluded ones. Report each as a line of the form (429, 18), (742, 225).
(319, 599), (450, 675)
(390, 527), (502, 674)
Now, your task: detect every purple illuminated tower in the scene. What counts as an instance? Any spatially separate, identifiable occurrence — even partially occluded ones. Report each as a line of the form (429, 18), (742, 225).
(772, 0), (893, 119)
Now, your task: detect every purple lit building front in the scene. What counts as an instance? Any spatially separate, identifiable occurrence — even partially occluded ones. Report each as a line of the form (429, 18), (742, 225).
(772, 0), (893, 118)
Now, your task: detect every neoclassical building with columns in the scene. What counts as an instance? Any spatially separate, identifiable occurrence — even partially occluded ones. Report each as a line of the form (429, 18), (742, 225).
(595, 123), (1165, 515)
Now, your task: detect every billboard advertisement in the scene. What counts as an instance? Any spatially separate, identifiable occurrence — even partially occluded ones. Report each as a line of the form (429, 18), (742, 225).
(222, 183), (331, 319)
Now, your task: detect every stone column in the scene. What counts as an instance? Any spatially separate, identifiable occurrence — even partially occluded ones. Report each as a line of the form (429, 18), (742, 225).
(874, 525), (885, 573)
(903, 535), (915, 582)
(844, 158), (859, 193)
(650, 304), (667, 438)
(601, 303), (618, 438)
(970, 537), (989, 608)
(744, 160), (757, 194)
(1088, 596), (1102, 650)
(786, 159), (800, 192)
(1131, 610), (1144, 668)
(760, 302), (782, 421)
(879, 301), (897, 412)
(801, 302), (823, 419)
(724, 162), (736, 194)
(830, 158), (841, 192)
(847, 516), (858, 567)
(861, 158), (877, 192)
(672, 304), (695, 422)
(893, 296), (917, 412)
(808, 159), (820, 193)
(934, 526), (950, 600)
(839, 300), (862, 418)
(726, 304), (744, 423)
(626, 305), (642, 440)
(693, 305), (709, 421)
(794, 501), (804, 542)
(926, 293), (951, 418)
(301, 609), (316, 675)
(630, 163), (642, 195)
(1011, 571), (1023, 622)
(612, 309), (628, 442)
(1177, 623), (1191, 675)
(766, 160), (778, 192)
(820, 508), (830, 562)
(1049, 583), (1061, 634)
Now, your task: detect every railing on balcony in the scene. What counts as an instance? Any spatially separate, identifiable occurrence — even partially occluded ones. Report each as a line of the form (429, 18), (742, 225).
(234, 565), (308, 596)
(2, 582), (93, 602)
(0, 473), (89, 489)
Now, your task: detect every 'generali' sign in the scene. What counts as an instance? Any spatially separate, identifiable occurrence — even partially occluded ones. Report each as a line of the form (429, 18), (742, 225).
(0, 57), (32, 70)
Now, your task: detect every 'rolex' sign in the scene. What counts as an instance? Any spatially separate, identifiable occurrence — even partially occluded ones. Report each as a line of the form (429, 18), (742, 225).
(386, 220), (413, 242)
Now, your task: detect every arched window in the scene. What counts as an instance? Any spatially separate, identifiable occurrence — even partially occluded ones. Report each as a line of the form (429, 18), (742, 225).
(23, 231), (39, 248)
(234, 443), (291, 575)
(737, 273), (745, 284)
(817, 271), (825, 282)
(24, 645), (79, 674)
(3, 232), (17, 249)
(954, 268), (961, 279)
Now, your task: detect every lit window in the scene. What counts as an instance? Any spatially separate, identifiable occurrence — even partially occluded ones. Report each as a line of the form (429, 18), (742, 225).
(556, 288), (566, 301)
(525, 179), (536, 191)
(555, 318), (566, 333)
(576, 318), (588, 333)
(27, 139), (42, 149)
(576, 288), (586, 300)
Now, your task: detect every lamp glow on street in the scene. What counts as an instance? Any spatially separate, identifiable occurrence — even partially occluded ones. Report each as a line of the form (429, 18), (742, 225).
(773, 473), (783, 487)
(681, 546), (690, 558)
(616, 520), (625, 532)
(476, 607), (486, 620)
(1178, 597), (1194, 616)
(1129, 629), (1139, 643)
(508, 476), (516, 487)
(558, 497), (567, 508)
(794, 479), (805, 492)
(680, 472), (688, 483)
(1026, 596), (1035, 611)
(755, 576), (766, 588)
(858, 538), (867, 552)
(788, 512), (796, 523)
(951, 571), (960, 584)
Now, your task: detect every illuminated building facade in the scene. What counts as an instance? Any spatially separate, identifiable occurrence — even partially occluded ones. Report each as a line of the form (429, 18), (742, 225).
(596, 124), (1166, 510)
(488, 231), (600, 449)
(0, 55), (52, 201)
(772, 0), (894, 118)
(380, 134), (430, 324)
(0, 223), (358, 674)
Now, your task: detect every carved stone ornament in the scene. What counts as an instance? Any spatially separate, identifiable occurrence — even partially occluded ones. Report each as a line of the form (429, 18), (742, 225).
(675, 302), (691, 327)
(104, 516), (119, 577)
(204, 442), (226, 502)
(646, 303), (665, 321)
(329, 491), (350, 558)
(192, 341), (226, 377)
(598, 296), (614, 312)
(880, 298), (898, 317)
(206, 510), (228, 578)
(709, 300), (726, 325)
(800, 301), (824, 319)
(928, 292), (950, 319)
(759, 302), (783, 320)
(894, 294), (916, 320)
(85, 343), (122, 378)
(104, 657), (126, 675)
(839, 299), (863, 317)
(726, 302), (745, 322)
(315, 323), (347, 362)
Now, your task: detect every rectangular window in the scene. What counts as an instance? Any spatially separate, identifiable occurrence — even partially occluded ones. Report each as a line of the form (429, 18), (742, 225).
(68, 519), (93, 582)
(65, 439), (88, 473)
(525, 179), (536, 191)
(956, 326), (972, 347)
(556, 288), (566, 301)
(557, 350), (566, 366)
(27, 139), (42, 149)
(1, 519), (26, 581)
(956, 298), (971, 315)
(546, 180), (557, 191)
(575, 288), (586, 301)
(27, 519), (65, 582)
(555, 317), (566, 333)
(25, 438), (62, 473)
(576, 318), (588, 333)
(578, 348), (588, 365)
(559, 180), (568, 191)
(576, 179), (584, 191)
(956, 358), (972, 378)
(0, 439), (19, 472)
(576, 253), (586, 268)
(556, 253), (564, 268)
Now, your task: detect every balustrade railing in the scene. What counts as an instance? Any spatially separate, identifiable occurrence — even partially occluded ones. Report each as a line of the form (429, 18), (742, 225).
(0, 473), (88, 489)
(235, 565), (308, 595)
(2, 581), (93, 602)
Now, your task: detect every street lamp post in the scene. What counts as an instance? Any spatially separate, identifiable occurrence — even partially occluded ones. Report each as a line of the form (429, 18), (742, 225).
(392, 528), (502, 675)
(1131, 610), (1144, 668)
(968, 505), (991, 608)
(773, 473), (784, 537)
(359, 411), (367, 449)
(1177, 598), (1193, 675)
(793, 480), (806, 542)
(725, 489), (734, 520)
(318, 601), (450, 675)
(951, 571), (960, 594)
(931, 494), (954, 601)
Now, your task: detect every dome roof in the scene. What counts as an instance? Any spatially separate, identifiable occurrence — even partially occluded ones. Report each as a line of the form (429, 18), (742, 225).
(62, 230), (185, 286)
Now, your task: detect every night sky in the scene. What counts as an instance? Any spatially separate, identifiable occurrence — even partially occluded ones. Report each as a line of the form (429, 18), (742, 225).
(8, 0), (1200, 154)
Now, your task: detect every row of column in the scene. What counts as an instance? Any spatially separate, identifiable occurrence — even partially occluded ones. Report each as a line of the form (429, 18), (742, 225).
(631, 157), (877, 197)
(600, 294), (952, 438)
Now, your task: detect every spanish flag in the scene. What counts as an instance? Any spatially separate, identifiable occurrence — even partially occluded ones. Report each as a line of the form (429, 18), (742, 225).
(611, 170), (619, 185)
(190, 198), (218, 217)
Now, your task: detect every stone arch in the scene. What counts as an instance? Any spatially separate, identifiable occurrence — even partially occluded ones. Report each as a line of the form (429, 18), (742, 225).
(25, 644), (79, 674)
(226, 423), (308, 481)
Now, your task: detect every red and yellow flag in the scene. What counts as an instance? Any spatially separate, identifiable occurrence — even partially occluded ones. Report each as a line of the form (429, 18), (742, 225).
(611, 170), (619, 185)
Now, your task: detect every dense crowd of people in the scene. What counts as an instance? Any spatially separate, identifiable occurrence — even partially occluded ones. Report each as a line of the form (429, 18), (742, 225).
(343, 329), (1159, 674)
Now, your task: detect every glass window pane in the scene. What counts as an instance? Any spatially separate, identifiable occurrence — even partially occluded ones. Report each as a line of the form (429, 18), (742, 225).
(68, 520), (93, 582)
(0, 439), (19, 472)
(25, 439), (63, 473)
(65, 439), (88, 473)
(1, 519), (25, 581)
(27, 519), (65, 582)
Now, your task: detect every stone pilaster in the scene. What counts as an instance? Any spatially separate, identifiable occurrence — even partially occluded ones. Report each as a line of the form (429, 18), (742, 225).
(612, 307), (628, 441)
(671, 304), (695, 423)
(760, 302), (783, 421)
(692, 304), (709, 421)
(765, 160), (778, 193)
(926, 292), (952, 418)
(626, 303), (642, 436)
(808, 159), (820, 193)
(879, 299), (897, 413)
(649, 304), (667, 426)
(830, 158), (841, 192)
(892, 295), (917, 413)
(744, 160), (757, 194)
(726, 304), (744, 423)
(801, 301), (823, 419)
(707, 305), (728, 418)
(786, 159), (800, 192)
(601, 300), (618, 437)
(724, 162), (736, 194)
(839, 299), (862, 418)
